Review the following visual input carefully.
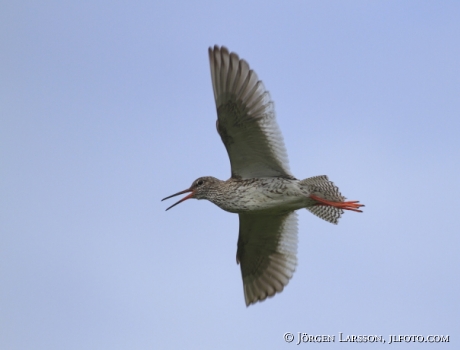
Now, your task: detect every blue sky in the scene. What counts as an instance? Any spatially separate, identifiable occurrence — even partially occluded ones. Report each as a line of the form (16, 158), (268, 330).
(1, 1), (459, 349)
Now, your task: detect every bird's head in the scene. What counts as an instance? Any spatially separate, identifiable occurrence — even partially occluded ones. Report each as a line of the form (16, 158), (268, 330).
(162, 176), (220, 210)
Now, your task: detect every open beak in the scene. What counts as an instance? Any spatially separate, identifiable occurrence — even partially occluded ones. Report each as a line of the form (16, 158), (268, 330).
(161, 188), (195, 211)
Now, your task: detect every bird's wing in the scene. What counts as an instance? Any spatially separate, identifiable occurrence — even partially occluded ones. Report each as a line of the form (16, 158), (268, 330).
(237, 211), (298, 306)
(209, 46), (293, 179)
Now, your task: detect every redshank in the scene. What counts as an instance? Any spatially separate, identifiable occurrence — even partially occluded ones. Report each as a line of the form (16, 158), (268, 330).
(162, 46), (364, 306)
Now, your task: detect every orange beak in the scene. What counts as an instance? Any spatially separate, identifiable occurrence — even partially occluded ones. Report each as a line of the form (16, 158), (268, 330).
(162, 188), (195, 211)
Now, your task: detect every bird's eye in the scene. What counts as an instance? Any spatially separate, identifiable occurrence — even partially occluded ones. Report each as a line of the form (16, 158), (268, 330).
(197, 180), (204, 186)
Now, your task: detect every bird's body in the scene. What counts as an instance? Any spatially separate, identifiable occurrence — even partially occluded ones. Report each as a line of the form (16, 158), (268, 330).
(181, 176), (351, 217)
(162, 46), (364, 306)
(187, 176), (315, 214)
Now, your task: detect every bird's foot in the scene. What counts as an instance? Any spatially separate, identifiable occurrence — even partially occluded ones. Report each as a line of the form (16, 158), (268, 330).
(310, 195), (365, 213)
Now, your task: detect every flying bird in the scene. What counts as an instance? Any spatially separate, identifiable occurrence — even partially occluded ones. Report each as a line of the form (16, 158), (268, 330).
(162, 46), (364, 306)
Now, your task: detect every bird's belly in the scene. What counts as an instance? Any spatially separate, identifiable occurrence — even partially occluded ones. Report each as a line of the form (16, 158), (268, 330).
(214, 186), (309, 214)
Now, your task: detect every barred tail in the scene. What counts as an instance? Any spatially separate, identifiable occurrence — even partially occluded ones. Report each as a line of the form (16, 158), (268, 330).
(300, 175), (345, 225)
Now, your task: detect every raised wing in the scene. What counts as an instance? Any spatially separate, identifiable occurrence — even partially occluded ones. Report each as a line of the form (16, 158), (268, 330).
(237, 212), (298, 306)
(209, 45), (293, 179)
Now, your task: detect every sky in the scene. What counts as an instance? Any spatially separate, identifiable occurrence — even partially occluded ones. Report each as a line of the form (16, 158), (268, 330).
(1, 1), (459, 349)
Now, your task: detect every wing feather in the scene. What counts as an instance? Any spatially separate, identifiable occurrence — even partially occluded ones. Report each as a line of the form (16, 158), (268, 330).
(209, 45), (293, 179)
(237, 212), (298, 306)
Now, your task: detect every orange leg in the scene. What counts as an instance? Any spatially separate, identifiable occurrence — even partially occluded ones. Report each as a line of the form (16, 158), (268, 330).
(310, 194), (365, 213)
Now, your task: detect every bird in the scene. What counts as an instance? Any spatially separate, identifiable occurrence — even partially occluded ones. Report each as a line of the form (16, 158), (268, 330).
(162, 45), (364, 306)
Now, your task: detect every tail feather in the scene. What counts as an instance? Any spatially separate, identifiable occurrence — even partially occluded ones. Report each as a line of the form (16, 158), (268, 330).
(307, 205), (343, 225)
(300, 175), (345, 225)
